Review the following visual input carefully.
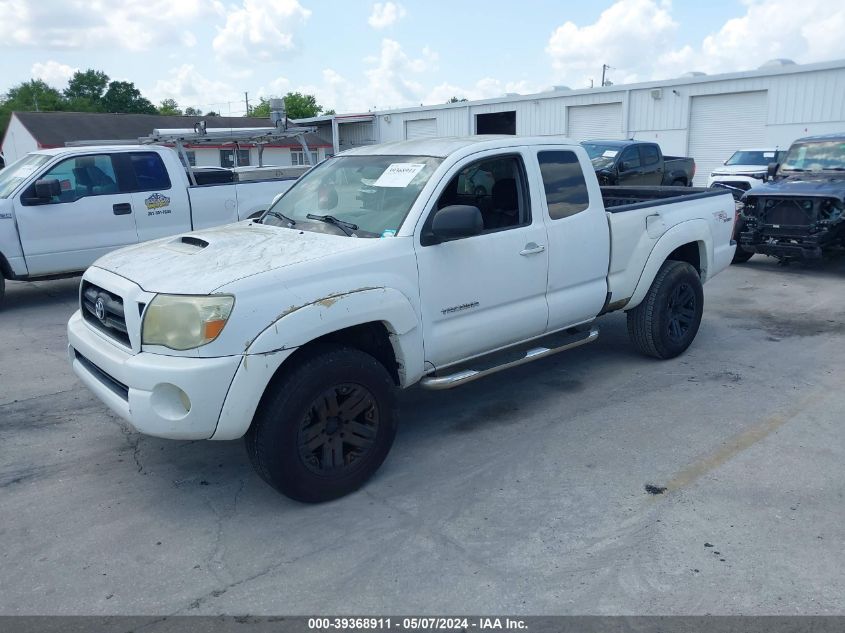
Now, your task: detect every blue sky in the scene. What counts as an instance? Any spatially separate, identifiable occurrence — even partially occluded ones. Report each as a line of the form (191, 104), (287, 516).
(2, 0), (844, 115)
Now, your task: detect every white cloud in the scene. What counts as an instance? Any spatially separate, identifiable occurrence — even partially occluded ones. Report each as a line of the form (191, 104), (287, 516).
(30, 60), (78, 89)
(363, 39), (437, 107)
(212, 0), (311, 64)
(546, 0), (845, 88)
(148, 64), (245, 115)
(368, 2), (406, 29)
(181, 31), (198, 48)
(0, 0), (202, 50)
(546, 0), (677, 89)
(658, 0), (845, 77)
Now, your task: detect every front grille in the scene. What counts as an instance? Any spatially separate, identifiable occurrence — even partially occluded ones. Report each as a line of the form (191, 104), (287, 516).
(81, 281), (130, 346)
(758, 198), (816, 228)
(74, 350), (129, 400)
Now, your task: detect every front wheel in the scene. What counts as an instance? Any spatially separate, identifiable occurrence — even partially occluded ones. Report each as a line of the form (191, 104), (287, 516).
(245, 345), (398, 503)
(627, 260), (704, 359)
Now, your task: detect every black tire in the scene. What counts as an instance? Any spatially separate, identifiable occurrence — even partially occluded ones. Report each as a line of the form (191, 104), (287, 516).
(671, 178), (686, 187)
(732, 246), (754, 264)
(245, 344), (398, 503)
(0, 276), (4, 308)
(627, 260), (704, 359)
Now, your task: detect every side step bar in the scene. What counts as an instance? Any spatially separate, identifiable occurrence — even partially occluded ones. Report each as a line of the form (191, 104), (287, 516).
(420, 328), (599, 390)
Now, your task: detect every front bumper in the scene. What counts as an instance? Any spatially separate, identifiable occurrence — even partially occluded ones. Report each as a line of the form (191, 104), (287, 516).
(68, 310), (242, 439)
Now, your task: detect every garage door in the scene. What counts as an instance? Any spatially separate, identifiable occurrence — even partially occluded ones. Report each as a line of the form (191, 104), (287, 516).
(567, 103), (623, 142)
(688, 91), (768, 186)
(405, 118), (438, 140)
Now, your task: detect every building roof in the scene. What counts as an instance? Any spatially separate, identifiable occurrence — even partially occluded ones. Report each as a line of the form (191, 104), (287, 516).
(11, 111), (331, 148)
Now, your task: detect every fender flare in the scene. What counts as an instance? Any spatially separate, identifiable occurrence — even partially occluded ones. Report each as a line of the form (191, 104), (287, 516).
(626, 219), (712, 309)
(247, 286), (424, 383)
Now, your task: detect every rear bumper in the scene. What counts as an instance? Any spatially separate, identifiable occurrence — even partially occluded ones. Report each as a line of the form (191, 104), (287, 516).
(67, 310), (242, 439)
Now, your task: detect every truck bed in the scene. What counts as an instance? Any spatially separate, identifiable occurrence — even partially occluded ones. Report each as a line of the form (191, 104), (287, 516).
(601, 186), (727, 212)
(602, 186), (737, 311)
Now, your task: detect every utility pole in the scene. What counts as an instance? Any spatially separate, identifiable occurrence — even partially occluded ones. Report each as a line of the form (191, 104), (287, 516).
(244, 92), (249, 116)
(601, 64), (614, 87)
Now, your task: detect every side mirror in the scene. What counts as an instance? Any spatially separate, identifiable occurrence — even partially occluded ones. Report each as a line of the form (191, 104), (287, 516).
(34, 178), (61, 201)
(427, 205), (483, 243)
(766, 162), (779, 181)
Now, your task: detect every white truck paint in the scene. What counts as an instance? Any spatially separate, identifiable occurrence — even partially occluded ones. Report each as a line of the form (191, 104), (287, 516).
(67, 136), (737, 501)
(0, 145), (298, 301)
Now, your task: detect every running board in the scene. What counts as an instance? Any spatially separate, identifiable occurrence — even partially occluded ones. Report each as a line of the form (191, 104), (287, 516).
(420, 328), (599, 390)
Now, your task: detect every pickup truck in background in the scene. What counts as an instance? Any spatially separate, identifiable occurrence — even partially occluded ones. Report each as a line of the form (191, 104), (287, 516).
(737, 134), (845, 262)
(0, 145), (299, 305)
(67, 136), (736, 502)
(707, 148), (787, 192)
(582, 139), (696, 187)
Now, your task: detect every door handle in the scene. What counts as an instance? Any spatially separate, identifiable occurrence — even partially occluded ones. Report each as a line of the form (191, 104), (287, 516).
(113, 203), (132, 215)
(520, 242), (545, 256)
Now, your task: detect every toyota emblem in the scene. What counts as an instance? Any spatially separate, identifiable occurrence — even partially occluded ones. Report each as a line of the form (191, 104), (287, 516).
(94, 297), (106, 322)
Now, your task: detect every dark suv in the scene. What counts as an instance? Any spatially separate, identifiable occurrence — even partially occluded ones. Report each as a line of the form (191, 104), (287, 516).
(737, 134), (845, 262)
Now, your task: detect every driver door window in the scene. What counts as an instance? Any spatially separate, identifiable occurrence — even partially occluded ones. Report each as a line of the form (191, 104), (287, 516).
(619, 147), (641, 171)
(23, 154), (119, 205)
(432, 155), (530, 233)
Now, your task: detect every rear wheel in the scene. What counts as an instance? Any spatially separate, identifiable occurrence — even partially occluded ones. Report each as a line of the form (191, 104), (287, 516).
(671, 178), (686, 187)
(627, 260), (704, 359)
(245, 345), (398, 503)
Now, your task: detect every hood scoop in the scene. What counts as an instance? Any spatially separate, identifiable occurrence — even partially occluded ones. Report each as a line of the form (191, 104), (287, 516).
(162, 235), (210, 254)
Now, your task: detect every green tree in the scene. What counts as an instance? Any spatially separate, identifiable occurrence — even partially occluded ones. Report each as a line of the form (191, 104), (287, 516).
(205, 110), (219, 117)
(247, 92), (326, 120)
(64, 69), (109, 111)
(283, 92), (322, 119)
(157, 98), (182, 115)
(101, 81), (156, 114)
(184, 106), (201, 116)
(324, 108), (336, 115)
(248, 97), (271, 118)
(447, 96), (468, 103)
(0, 79), (66, 141)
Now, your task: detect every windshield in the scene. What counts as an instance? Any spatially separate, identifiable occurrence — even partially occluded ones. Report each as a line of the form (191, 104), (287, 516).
(725, 150), (778, 166)
(580, 143), (620, 170)
(261, 154), (442, 237)
(0, 153), (52, 199)
(782, 141), (845, 172)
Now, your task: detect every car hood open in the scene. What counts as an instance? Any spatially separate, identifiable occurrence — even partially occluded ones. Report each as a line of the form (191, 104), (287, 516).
(92, 221), (369, 294)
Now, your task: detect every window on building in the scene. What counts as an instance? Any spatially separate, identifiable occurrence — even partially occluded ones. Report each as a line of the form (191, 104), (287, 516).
(291, 150), (320, 166)
(220, 149), (251, 168)
(475, 111), (516, 135)
(537, 151), (589, 220)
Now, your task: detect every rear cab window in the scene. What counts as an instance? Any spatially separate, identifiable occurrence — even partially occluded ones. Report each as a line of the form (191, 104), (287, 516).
(537, 151), (589, 220)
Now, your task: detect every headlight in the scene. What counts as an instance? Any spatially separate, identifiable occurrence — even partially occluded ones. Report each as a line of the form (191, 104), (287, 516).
(142, 294), (234, 350)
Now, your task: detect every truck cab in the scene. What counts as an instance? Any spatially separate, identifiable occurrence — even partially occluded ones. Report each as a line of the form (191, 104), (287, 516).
(581, 139), (695, 187)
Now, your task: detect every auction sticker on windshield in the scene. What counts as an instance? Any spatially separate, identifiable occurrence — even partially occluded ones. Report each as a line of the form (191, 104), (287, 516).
(602, 150), (618, 158)
(374, 163), (426, 187)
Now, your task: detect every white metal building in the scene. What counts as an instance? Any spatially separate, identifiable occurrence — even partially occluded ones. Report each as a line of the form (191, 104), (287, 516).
(311, 59), (845, 186)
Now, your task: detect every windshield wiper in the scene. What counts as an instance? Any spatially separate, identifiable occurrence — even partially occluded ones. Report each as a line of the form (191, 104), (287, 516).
(306, 213), (358, 236)
(262, 210), (296, 226)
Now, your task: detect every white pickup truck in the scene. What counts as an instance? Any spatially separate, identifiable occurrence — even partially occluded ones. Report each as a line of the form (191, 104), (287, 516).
(67, 136), (736, 502)
(0, 145), (298, 304)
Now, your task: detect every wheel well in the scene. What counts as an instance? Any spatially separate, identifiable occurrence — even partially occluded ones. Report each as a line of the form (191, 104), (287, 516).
(0, 252), (13, 279)
(671, 177), (687, 186)
(667, 241), (701, 274)
(286, 321), (400, 385)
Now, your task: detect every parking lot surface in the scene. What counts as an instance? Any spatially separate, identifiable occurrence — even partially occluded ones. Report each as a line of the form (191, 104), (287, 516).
(1, 257), (843, 615)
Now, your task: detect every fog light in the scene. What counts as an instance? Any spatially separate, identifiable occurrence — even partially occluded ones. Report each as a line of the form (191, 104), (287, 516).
(150, 383), (192, 420)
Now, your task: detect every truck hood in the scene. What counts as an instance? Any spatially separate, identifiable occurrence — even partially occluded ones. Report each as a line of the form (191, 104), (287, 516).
(747, 176), (845, 201)
(92, 221), (370, 294)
